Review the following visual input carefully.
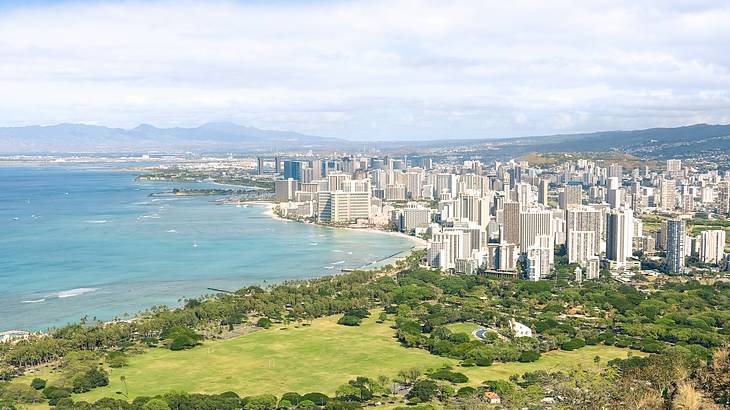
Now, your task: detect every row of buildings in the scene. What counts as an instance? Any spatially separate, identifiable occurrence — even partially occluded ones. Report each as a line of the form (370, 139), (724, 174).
(273, 155), (730, 280)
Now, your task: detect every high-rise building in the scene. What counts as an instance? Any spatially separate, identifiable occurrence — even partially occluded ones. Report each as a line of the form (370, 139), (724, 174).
(274, 178), (297, 202)
(666, 219), (686, 273)
(283, 160), (304, 181)
(274, 157), (282, 174)
(606, 208), (634, 268)
(718, 182), (730, 215)
(406, 170), (424, 199)
(538, 178), (549, 206)
(608, 163), (623, 179)
(317, 191), (371, 223)
(519, 209), (553, 255)
(700, 230), (726, 264)
(666, 159), (682, 173)
(310, 159), (323, 180)
(559, 184), (582, 210)
(503, 201), (521, 246)
(399, 204), (432, 232)
(257, 157), (265, 175)
(659, 179), (676, 211)
(327, 172), (351, 191)
(428, 230), (466, 270)
(384, 184), (406, 200)
(566, 206), (602, 258)
(568, 230), (595, 265)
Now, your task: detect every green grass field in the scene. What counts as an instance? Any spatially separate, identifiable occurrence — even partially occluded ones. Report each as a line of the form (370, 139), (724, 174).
(61, 315), (639, 402)
(445, 322), (481, 339)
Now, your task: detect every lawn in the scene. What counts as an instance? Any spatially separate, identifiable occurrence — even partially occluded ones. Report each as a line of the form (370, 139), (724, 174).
(445, 322), (482, 339)
(66, 315), (640, 403)
(76, 315), (454, 402)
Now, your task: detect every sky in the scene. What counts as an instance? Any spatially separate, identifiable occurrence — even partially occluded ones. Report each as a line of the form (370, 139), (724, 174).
(1, 0), (729, 141)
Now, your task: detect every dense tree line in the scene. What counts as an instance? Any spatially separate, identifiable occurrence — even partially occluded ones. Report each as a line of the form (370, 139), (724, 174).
(2, 249), (730, 408)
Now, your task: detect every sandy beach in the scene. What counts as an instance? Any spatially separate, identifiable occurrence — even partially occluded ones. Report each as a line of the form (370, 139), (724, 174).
(256, 201), (428, 247)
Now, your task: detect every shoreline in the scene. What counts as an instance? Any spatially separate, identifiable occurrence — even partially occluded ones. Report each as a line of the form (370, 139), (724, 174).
(258, 201), (428, 247)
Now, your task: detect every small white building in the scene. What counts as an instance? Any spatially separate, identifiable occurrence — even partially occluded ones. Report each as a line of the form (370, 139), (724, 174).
(508, 319), (533, 338)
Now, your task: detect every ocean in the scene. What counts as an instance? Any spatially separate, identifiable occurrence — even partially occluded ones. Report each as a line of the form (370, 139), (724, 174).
(0, 163), (415, 331)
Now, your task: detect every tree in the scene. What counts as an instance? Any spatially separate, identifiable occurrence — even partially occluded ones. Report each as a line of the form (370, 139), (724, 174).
(142, 398), (171, 410)
(337, 315), (362, 326)
(407, 380), (439, 402)
(256, 318), (273, 329)
(42, 386), (72, 406)
(120, 375), (129, 398)
(30, 378), (46, 390)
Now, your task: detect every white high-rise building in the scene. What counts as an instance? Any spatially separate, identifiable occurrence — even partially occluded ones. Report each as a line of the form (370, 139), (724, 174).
(568, 230), (596, 265)
(660, 179), (676, 211)
(606, 208), (634, 268)
(566, 206), (602, 261)
(428, 230), (466, 270)
(667, 159), (682, 173)
(519, 208), (553, 256)
(700, 230), (726, 265)
(317, 191), (371, 223)
(406, 169), (424, 199)
(327, 172), (351, 191)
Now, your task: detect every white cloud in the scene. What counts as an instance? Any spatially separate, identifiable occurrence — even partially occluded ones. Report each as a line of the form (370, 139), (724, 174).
(0, 0), (729, 140)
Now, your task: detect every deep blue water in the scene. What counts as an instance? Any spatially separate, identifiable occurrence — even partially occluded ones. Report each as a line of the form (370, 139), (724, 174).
(0, 164), (414, 331)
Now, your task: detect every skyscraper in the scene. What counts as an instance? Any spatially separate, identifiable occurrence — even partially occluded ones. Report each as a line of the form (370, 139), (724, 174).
(559, 184), (582, 210)
(608, 163), (623, 179)
(566, 206), (602, 260)
(502, 201), (521, 246)
(659, 179), (676, 211)
(666, 159), (681, 173)
(283, 160), (304, 181)
(606, 208), (634, 268)
(519, 209), (553, 255)
(700, 230), (725, 265)
(666, 219), (686, 273)
(538, 178), (549, 206)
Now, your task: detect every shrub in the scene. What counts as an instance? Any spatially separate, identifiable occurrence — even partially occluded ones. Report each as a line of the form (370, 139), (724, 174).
(71, 368), (109, 393)
(170, 335), (198, 351)
(143, 398), (171, 410)
(518, 350), (541, 362)
(407, 380), (439, 402)
(43, 386), (72, 406)
(243, 394), (277, 410)
(302, 392), (329, 406)
(561, 338), (586, 351)
(345, 309), (371, 319)
(280, 392), (302, 405)
(475, 357), (493, 367)
(449, 333), (470, 344)
(337, 315), (362, 326)
(456, 386), (477, 397)
(428, 369), (469, 383)
(256, 318), (273, 329)
(30, 378), (46, 390)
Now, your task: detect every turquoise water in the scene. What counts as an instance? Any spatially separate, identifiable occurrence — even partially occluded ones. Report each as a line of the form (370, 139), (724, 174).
(0, 164), (414, 332)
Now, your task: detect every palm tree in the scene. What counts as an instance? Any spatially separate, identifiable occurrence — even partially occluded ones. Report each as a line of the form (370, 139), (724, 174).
(120, 375), (128, 398)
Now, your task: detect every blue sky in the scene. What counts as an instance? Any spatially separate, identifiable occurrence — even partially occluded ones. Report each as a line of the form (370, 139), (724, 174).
(1, 0), (729, 140)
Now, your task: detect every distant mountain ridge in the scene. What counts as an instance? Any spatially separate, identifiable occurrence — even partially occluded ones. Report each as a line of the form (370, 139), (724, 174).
(0, 122), (348, 153)
(1, 122), (729, 158)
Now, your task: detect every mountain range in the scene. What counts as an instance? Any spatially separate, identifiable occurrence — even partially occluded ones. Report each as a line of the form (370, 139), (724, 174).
(1, 122), (729, 159)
